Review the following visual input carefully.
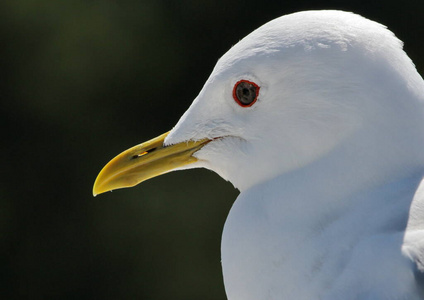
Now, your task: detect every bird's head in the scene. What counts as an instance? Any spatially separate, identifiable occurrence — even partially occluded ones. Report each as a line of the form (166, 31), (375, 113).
(93, 10), (424, 195)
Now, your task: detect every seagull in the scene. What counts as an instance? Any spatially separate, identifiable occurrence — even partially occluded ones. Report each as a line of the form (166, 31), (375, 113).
(93, 10), (424, 300)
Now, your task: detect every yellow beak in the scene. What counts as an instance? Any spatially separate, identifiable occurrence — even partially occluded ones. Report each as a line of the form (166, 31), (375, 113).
(93, 131), (210, 196)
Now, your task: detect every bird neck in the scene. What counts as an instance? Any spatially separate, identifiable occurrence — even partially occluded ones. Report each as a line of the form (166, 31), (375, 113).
(222, 157), (424, 299)
(256, 141), (424, 230)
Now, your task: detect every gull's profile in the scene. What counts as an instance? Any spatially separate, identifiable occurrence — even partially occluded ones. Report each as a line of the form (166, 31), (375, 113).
(94, 10), (424, 300)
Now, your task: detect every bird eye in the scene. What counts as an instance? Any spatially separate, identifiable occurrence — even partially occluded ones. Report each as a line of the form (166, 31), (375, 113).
(233, 80), (260, 107)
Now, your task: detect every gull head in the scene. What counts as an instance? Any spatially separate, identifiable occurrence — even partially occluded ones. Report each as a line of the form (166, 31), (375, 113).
(93, 10), (424, 195)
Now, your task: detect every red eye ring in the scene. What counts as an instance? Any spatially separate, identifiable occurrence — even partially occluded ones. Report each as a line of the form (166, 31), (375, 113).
(232, 80), (260, 107)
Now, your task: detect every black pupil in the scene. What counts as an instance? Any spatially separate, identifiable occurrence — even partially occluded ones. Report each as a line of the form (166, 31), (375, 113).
(236, 82), (257, 105)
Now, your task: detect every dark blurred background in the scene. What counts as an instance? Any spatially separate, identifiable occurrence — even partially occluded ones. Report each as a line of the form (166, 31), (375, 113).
(1, 0), (423, 299)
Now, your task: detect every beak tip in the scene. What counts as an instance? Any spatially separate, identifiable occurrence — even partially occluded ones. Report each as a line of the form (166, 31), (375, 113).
(92, 181), (114, 197)
(92, 182), (104, 197)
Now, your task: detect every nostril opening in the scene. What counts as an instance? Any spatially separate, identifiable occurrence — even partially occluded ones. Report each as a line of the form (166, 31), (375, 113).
(131, 148), (157, 160)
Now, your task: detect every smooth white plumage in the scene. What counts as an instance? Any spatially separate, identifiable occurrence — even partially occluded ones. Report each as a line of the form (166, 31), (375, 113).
(163, 10), (424, 299)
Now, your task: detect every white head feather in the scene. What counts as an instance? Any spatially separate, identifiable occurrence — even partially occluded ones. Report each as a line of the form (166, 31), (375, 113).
(165, 10), (424, 192)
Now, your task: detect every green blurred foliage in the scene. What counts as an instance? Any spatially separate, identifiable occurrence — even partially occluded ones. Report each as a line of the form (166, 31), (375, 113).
(1, 0), (423, 299)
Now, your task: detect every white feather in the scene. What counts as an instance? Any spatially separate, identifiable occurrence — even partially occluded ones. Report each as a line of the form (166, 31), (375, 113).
(165, 10), (424, 299)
